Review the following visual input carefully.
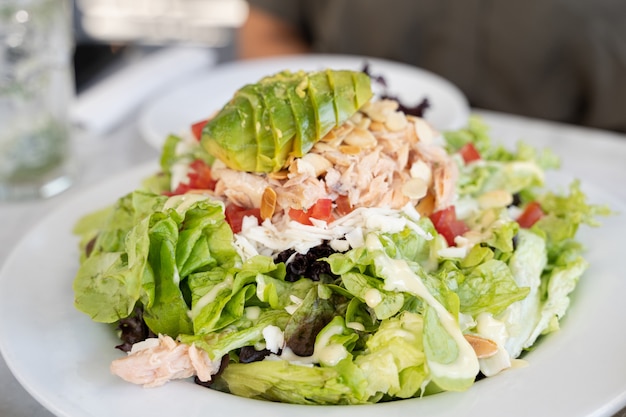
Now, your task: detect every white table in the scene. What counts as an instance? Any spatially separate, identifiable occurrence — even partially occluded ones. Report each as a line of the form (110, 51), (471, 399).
(1, 69), (625, 416)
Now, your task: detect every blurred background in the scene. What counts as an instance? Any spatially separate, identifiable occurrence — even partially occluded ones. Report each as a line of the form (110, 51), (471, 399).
(72, 0), (626, 132)
(72, 0), (247, 92)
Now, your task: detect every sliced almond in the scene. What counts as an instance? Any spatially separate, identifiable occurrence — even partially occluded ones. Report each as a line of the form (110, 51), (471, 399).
(282, 153), (297, 171)
(260, 187), (277, 220)
(385, 111), (408, 132)
(401, 177), (428, 200)
(477, 189), (513, 209)
(320, 130), (337, 143)
(356, 115), (371, 130)
(415, 191), (435, 217)
(369, 121), (386, 132)
(338, 144), (361, 155)
(410, 160), (433, 184)
(349, 111), (364, 124)
(268, 170), (289, 180)
(413, 117), (435, 144)
(311, 142), (336, 153)
(343, 127), (377, 149)
(301, 153), (332, 177)
(333, 123), (354, 139)
(464, 334), (499, 359)
(362, 99), (399, 122)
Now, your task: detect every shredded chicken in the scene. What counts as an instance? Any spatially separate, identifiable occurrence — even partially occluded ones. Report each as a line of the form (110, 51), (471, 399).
(110, 334), (220, 387)
(209, 99), (458, 217)
(212, 166), (272, 208)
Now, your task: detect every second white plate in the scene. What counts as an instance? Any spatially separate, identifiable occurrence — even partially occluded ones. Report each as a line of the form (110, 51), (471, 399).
(138, 54), (470, 149)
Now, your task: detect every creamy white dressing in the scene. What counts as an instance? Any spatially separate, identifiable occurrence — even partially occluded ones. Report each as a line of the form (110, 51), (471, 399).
(172, 266), (181, 286)
(365, 234), (479, 382)
(255, 274), (268, 302)
(437, 246), (468, 259)
(315, 344), (348, 367)
(245, 306), (261, 320)
(364, 288), (383, 308)
(346, 321), (365, 331)
(275, 347), (316, 366)
(190, 275), (233, 319)
(270, 321), (350, 367)
(475, 313), (511, 377)
(163, 193), (211, 214)
(476, 313), (508, 346)
(312, 321), (349, 367)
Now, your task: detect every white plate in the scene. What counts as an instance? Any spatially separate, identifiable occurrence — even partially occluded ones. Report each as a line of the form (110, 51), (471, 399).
(0, 161), (625, 417)
(138, 54), (470, 149)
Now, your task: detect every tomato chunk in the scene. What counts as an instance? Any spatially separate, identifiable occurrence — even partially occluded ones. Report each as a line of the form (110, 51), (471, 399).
(287, 207), (311, 225)
(308, 198), (333, 222)
(224, 203), (261, 234)
(191, 119), (208, 141)
(165, 159), (216, 196)
(517, 201), (544, 228)
(459, 143), (481, 164)
(187, 159), (216, 190)
(335, 195), (354, 216)
(288, 198), (334, 225)
(429, 206), (469, 246)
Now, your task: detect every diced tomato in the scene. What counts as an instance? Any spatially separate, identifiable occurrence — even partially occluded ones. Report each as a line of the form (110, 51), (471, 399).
(429, 206), (469, 246)
(164, 159), (216, 196)
(224, 203), (262, 234)
(164, 182), (191, 196)
(187, 159), (216, 190)
(288, 198), (334, 225)
(335, 194), (354, 216)
(308, 198), (333, 222)
(459, 143), (481, 164)
(517, 201), (544, 228)
(191, 119), (208, 141)
(288, 207), (312, 225)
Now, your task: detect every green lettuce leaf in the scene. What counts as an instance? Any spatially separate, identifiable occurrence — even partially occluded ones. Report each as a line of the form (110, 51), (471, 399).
(141, 212), (193, 336)
(216, 358), (365, 404)
(533, 180), (611, 248)
(189, 256), (286, 334)
(456, 259), (530, 317)
(497, 229), (548, 357)
(445, 116), (560, 198)
(183, 309), (291, 361)
(73, 192), (239, 337)
(354, 311), (427, 399)
(73, 192), (165, 323)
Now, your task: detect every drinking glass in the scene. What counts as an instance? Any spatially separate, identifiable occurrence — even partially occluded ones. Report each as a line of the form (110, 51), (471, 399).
(0, 0), (74, 201)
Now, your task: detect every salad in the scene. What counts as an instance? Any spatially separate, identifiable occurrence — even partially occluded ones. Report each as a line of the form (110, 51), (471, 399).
(72, 68), (608, 404)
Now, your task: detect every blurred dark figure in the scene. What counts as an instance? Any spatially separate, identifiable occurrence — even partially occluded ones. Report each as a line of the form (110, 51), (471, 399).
(238, 0), (626, 133)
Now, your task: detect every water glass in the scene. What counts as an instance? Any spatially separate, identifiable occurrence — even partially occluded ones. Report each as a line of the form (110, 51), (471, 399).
(0, 0), (74, 201)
